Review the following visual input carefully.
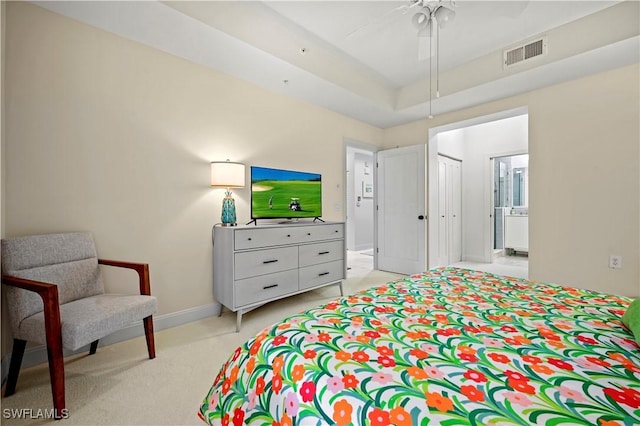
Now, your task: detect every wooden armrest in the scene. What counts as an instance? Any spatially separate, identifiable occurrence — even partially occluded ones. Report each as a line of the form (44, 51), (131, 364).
(98, 259), (151, 296)
(2, 275), (63, 354)
(2, 275), (58, 295)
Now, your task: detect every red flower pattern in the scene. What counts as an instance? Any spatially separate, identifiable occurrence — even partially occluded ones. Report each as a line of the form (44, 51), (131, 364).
(300, 381), (316, 403)
(461, 385), (485, 402)
(232, 408), (244, 426)
(548, 358), (574, 371)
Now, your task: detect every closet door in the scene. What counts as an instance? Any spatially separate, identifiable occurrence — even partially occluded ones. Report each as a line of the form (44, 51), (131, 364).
(448, 159), (462, 263)
(437, 160), (449, 266)
(437, 155), (462, 265)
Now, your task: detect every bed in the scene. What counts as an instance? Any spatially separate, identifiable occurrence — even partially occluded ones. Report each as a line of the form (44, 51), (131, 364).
(199, 267), (640, 425)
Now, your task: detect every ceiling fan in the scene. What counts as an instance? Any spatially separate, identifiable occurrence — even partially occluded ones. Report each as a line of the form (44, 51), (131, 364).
(412, 0), (457, 37)
(410, 0), (456, 67)
(347, 0), (527, 118)
(346, 0), (456, 40)
(412, 1), (457, 118)
(345, 0), (458, 118)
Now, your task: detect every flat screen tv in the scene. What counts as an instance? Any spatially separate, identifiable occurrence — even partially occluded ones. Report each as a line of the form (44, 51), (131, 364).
(250, 166), (322, 222)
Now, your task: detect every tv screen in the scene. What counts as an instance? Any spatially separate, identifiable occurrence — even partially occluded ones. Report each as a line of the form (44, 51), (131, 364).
(251, 166), (322, 220)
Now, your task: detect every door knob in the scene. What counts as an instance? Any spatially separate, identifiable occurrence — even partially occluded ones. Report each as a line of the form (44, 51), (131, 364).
(418, 215), (425, 220)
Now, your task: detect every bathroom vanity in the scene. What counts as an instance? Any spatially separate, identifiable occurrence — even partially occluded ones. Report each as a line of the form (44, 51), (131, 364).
(504, 214), (528, 254)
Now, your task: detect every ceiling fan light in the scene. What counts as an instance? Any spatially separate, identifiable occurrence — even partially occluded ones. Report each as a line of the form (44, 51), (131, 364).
(434, 6), (455, 27)
(412, 10), (430, 29)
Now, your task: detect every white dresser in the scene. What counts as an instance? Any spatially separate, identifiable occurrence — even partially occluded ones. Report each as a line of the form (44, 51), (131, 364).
(213, 222), (345, 331)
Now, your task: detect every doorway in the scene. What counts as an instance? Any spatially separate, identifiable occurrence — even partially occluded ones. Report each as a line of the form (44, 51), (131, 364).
(345, 141), (377, 277)
(492, 154), (529, 262)
(428, 109), (529, 278)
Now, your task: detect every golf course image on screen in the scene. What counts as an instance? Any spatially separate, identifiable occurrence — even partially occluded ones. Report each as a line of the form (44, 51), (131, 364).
(251, 166), (322, 219)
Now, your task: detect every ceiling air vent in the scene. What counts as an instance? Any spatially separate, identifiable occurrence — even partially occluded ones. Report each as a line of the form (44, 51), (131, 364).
(504, 37), (547, 68)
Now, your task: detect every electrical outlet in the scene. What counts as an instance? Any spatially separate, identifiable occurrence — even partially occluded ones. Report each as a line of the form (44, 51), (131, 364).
(609, 255), (622, 269)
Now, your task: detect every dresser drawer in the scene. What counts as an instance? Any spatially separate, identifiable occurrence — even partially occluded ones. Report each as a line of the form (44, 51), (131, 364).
(296, 224), (344, 243)
(299, 240), (344, 267)
(299, 260), (344, 291)
(235, 227), (299, 250)
(235, 270), (298, 307)
(235, 247), (298, 280)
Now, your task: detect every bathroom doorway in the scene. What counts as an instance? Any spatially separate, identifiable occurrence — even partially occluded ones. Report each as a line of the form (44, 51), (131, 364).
(492, 154), (529, 265)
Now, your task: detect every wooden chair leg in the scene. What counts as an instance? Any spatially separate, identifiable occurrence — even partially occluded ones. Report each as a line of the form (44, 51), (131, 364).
(89, 340), (99, 355)
(143, 316), (156, 359)
(4, 339), (27, 396)
(46, 335), (65, 419)
(40, 287), (66, 419)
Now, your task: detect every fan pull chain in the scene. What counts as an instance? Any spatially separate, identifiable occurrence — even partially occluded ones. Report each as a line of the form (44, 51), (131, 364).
(428, 21), (433, 119)
(436, 22), (440, 98)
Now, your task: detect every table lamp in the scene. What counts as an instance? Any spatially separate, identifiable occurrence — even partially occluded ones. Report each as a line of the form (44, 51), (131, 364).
(210, 160), (245, 226)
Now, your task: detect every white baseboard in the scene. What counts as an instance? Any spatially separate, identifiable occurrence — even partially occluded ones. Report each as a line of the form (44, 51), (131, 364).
(1, 302), (221, 385)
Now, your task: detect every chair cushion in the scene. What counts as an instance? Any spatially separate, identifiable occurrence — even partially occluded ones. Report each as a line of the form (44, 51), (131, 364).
(5, 258), (105, 323)
(2, 232), (98, 271)
(16, 294), (157, 351)
(2, 233), (105, 330)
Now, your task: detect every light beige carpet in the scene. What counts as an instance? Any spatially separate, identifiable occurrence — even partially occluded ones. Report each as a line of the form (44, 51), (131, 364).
(0, 270), (401, 425)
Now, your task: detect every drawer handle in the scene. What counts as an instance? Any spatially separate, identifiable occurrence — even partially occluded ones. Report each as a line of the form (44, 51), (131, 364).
(318, 272), (330, 277)
(263, 259), (279, 264)
(335, 230), (339, 233)
(307, 233), (311, 236)
(287, 234), (291, 237)
(263, 284), (279, 290)
(318, 251), (330, 255)
(248, 238), (252, 241)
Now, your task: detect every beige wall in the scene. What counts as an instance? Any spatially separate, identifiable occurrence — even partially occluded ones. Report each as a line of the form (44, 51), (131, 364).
(2, 1), (382, 336)
(2, 2), (639, 361)
(384, 64), (640, 297)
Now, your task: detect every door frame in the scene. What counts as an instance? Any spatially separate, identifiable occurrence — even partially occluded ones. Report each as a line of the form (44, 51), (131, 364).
(344, 138), (380, 269)
(427, 107), (529, 268)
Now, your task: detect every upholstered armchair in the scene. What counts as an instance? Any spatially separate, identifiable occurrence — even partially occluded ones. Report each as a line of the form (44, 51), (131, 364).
(1, 232), (157, 419)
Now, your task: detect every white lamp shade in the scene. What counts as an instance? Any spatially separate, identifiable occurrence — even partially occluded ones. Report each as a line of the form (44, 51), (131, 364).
(210, 161), (245, 188)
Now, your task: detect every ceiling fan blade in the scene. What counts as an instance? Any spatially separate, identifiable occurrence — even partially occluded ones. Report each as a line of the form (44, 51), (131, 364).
(346, 1), (421, 39)
(417, 35), (431, 62)
(493, 1), (529, 18)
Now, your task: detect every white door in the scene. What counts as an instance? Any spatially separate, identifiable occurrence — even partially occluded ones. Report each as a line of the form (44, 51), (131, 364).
(437, 160), (448, 266)
(437, 155), (462, 265)
(377, 145), (427, 274)
(449, 159), (462, 263)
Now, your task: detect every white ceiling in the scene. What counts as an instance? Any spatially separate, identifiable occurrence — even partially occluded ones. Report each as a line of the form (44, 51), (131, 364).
(35, 1), (640, 128)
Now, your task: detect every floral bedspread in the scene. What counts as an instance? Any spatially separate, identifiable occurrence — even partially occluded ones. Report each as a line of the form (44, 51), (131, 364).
(199, 267), (640, 425)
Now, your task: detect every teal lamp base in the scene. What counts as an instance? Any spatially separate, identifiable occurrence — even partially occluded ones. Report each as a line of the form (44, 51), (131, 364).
(221, 190), (237, 226)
